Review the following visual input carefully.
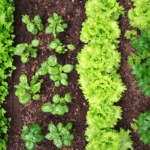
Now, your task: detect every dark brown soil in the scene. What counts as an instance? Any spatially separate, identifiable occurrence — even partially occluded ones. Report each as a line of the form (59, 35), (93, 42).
(3, 0), (150, 150)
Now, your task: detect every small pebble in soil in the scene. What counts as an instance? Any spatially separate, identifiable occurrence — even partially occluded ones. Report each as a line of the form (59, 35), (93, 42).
(137, 98), (140, 103)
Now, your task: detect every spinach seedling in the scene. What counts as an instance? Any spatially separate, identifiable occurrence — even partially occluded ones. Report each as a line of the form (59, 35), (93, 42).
(35, 55), (73, 87)
(41, 93), (72, 115)
(14, 74), (43, 104)
(49, 38), (75, 54)
(21, 124), (44, 150)
(22, 14), (43, 35)
(45, 13), (68, 38)
(45, 122), (74, 148)
(14, 39), (40, 63)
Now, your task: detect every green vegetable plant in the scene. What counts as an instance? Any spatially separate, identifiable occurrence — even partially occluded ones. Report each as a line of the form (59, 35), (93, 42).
(22, 14), (43, 35)
(21, 124), (44, 150)
(131, 110), (150, 145)
(49, 38), (75, 54)
(14, 39), (40, 63)
(36, 55), (73, 87)
(45, 13), (68, 38)
(0, 108), (11, 150)
(14, 74), (43, 104)
(45, 122), (74, 148)
(125, 30), (137, 39)
(41, 93), (71, 115)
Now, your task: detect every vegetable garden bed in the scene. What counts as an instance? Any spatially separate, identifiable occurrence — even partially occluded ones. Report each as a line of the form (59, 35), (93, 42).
(2, 0), (150, 149)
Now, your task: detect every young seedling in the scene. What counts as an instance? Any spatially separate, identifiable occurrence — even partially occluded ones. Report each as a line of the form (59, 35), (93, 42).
(45, 122), (74, 148)
(14, 74), (43, 104)
(14, 39), (40, 63)
(49, 38), (75, 54)
(22, 14), (43, 35)
(45, 13), (68, 38)
(35, 55), (73, 87)
(21, 124), (44, 150)
(41, 93), (71, 115)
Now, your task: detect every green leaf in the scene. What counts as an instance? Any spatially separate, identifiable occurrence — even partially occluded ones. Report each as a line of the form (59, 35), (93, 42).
(33, 14), (41, 24)
(54, 138), (62, 148)
(69, 134), (74, 140)
(25, 141), (36, 150)
(37, 23), (44, 31)
(55, 46), (64, 54)
(64, 139), (72, 146)
(60, 79), (68, 86)
(56, 122), (63, 132)
(45, 133), (54, 140)
(60, 73), (68, 80)
(21, 56), (29, 63)
(54, 38), (61, 44)
(62, 23), (68, 29)
(53, 94), (60, 103)
(62, 64), (73, 73)
(21, 131), (30, 141)
(131, 123), (138, 130)
(56, 24), (64, 33)
(31, 28), (38, 35)
(48, 123), (57, 133)
(14, 44), (26, 55)
(49, 41), (58, 49)
(48, 55), (57, 66)
(49, 74), (60, 81)
(67, 44), (75, 50)
(19, 93), (31, 104)
(53, 13), (59, 20)
(22, 15), (30, 24)
(41, 103), (52, 112)
(55, 105), (65, 115)
(23, 125), (30, 132)
(66, 122), (73, 130)
(30, 124), (42, 134)
(48, 67), (60, 75)
(32, 134), (44, 142)
(45, 25), (53, 34)
(27, 23), (35, 32)
(20, 74), (27, 84)
(65, 93), (71, 102)
(31, 39), (40, 47)
(37, 67), (48, 75)
(32, 94), (40, 100)
(55, 81), (61, 87)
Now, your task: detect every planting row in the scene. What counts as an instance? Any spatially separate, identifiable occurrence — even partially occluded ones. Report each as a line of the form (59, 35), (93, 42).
(0, 0), (15, 149)
(77, 0), (133, 149)
(126, 0), (150, 146)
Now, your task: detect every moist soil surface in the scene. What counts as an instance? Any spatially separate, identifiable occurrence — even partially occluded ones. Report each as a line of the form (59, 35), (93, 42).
(3, 0), (150, 150)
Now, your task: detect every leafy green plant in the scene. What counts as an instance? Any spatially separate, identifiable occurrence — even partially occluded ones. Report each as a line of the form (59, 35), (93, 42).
(45, 122), (74, 148)
(22, 14), (43, 35)
(125, 30), (137, 39)
(0, 108), (11, 150)
(36, 55), (73, 87)
(131, 110), (150, 145)
(14, 74), (43, 104)
(49, 38), (75, 54)
(14, 39), (40, 63)
(21, 124), (44, 150)
(41, 93), (71, 115)
(45, 13), (68, 38)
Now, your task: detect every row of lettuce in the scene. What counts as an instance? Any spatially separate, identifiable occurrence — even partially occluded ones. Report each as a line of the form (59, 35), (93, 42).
(76, 0), (133, 149)
(126, 0), (150, 146)
(0, 0), (15, 149)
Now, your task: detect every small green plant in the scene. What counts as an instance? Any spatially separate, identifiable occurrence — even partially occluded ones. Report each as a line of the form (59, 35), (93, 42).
(45, 13), (68, 38)
(131, 110), (150, 145)
(21, 124), (44, 150)
(49, 38), (75, 54)
(125, 30), (137, 39)
(0, 108), (11, 150)
(45, 122), (74, 148)
(36, 55), (73, 87)
(41, 93), (71, 115)
(14, 74), (43, 104)
(14, 39), (40, 63)
(22, 14), (43, 35)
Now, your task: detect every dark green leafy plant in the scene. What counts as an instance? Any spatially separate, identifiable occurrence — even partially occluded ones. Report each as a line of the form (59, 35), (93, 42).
(14, 74), (43, 104)
(21, 124), (44, 150)
(36, 55), (73, 87)
(14, 39), (40, 63)
(49, 38), (75, 54)
(131, 110), (150, 145)
(41, 93), (71, 115)
(0, 108), (11, 150)
(45, 122), (74, 148)
(45, 13), (68, 38)
(22, 14), (43, 35)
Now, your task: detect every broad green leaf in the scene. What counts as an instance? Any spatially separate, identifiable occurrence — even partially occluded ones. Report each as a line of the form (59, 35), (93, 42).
(60, 79), (68, 86)
(56, 122), (63, 132)
(49, 74), (60, 81)
(54, 38), (61, 44)
(31, 82), (41, 94)
(41, 103), (52, 112)
(19, 93), (31, 104)
(53, 13), (59, 20)
(33, 14), (41, 24)
(45, 26), (53, 34)
(27, 23), (35, 32)
(47, 17), (54, 24)
(37, 23), (43, 31)
(37, 67), (48, 75)
(21, 56), (29, 63)
(56, 24), (64, 32)
(25, 141), (36, 150)
(22, 15), (30, 24)
(45, 133), (54, 140)
(55, 81), (61, 87)
(30, 124), (42, 134)
(23, 125), (30, 133)
(69, 134), (74, 140)
(60, 73), (68, 80)
(62, 64), (73, 73)
(32, 134), (44, 142)
(32, 94), (40, 100)
(20, 74), (27, 84)
(62, 23), (68, 29)
(131, 123), (138, 130)
(21, 131), (30, 141)
(48, 55), (57, 66)
(66, 122), (73, 130)
(31, 28), (38, 35)
(14, 44), (26, 55)
(65, 93), (71, 102)
(49, 41), (58, 49)
(48, 123), (57, 133)
(48, 67), (59, 75)
(31, 39), (40, 47)
(54, 138), (62, 148)
(64, 139), (72, 146)
(67, 44), (75, 50)
(55, 105), (65, 115)
(56, 46), (64, 54)
(53, 94), (60, 103)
